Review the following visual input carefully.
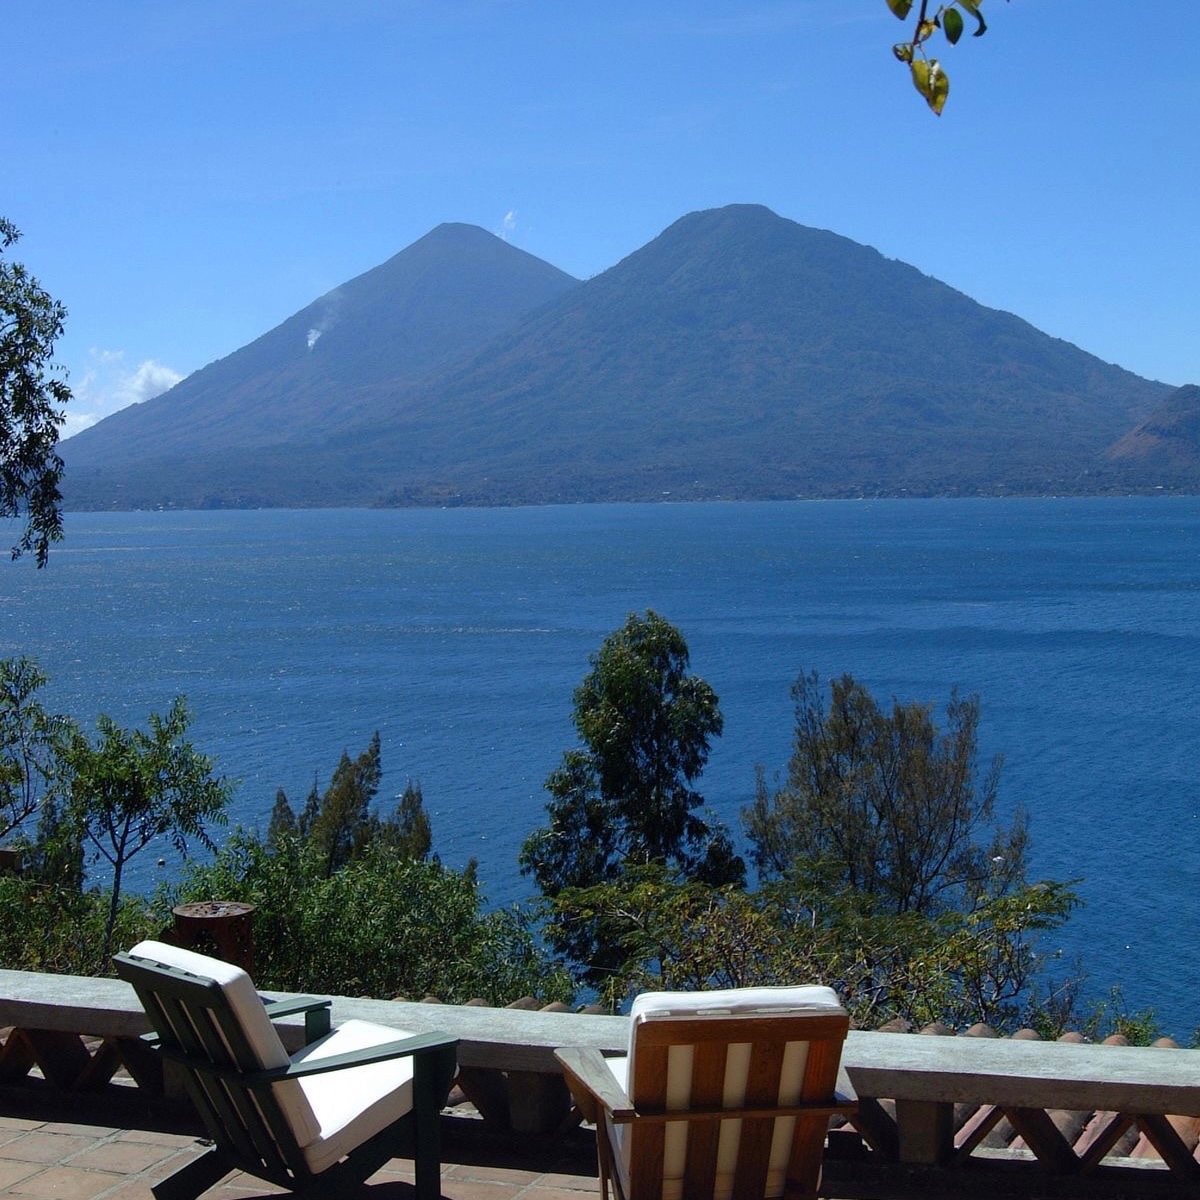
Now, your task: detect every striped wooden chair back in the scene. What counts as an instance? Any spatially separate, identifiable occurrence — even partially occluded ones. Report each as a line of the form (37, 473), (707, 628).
(614, 986), (850, 1200)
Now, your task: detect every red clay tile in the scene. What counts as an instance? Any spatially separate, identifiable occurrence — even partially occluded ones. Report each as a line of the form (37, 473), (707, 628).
(0, 1132), (98, 1164)
(68, 1140), (182, 1174)
(0, 1159), (43, 1189)
(9, 1165), (125, 1200)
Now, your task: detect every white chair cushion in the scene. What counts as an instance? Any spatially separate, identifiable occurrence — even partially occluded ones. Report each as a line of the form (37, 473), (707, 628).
(294, 1020), (417, 1175)
(628, 984), (841, 1046)
(126, 940), (321, 1146)
(618, 985), (844, 1200)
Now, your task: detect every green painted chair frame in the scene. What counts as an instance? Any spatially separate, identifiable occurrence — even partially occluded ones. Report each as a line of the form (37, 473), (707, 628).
(114, 947), (457, 1200)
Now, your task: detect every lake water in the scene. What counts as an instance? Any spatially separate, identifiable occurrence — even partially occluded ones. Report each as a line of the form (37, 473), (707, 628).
(3, 499), (1198, 1036)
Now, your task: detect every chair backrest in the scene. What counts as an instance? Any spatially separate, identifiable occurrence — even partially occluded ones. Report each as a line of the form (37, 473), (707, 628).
(621, 985), (849, 1200)
(115, 940), (321, 1159)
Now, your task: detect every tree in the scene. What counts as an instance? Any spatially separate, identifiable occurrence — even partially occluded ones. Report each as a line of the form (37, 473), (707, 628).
(168, 833), (572, 1005)
(520, 611), (743, 983)
(58, 697), (230, 965)
(886, 0), (1009, 115)
(308, 732), (382, 873)
(266, 788), (298, 845)
(1, 219), (68, 566)
(376, 780), (433, 862)
(268, 735), (434, 869)
(0, 656), (62, 840)
(744, 671), (1027, 916)
(554, 870), (1074, 1027)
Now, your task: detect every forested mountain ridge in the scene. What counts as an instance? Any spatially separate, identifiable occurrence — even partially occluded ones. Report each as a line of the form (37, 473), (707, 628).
(61, 205), (1184, 509)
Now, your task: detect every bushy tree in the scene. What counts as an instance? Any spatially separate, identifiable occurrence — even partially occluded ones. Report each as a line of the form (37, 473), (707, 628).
(166, 833), (571, 1005)
(57, 697), (231, 964)
(520, 611), (743, 984)
(568, 869), (1076, 1029)
(1, 219), (68, 566)
(0, 872), (158, 977)
(744, 671), (1027, 916)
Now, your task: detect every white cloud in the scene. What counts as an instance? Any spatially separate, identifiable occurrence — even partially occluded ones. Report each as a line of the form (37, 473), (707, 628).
(61, 350), (184, 439)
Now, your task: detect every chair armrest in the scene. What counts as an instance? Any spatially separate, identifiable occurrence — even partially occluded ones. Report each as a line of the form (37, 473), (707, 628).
(169, 1031), (458, 1086)
(555, 1046), (635, 1122)
(261, 994), (333, 1040)
(261, 995), (332, 1019)
(274, 1031), (458, 1082)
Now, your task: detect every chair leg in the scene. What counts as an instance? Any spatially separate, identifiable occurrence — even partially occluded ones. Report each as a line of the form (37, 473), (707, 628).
(412, 1059), (444, 1200)
(152, 1146), (234, 1200)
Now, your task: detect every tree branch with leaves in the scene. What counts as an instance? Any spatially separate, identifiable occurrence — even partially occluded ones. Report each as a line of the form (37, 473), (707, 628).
(1, 219), (68, 566)
(887, 0), (1009, 115)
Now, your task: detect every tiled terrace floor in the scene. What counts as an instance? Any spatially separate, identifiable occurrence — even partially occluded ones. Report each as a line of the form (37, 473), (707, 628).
(0, 1111), (601, 1200)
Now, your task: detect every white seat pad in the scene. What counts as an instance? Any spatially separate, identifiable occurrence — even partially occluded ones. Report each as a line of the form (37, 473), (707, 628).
(295, 1019), (418, 1175)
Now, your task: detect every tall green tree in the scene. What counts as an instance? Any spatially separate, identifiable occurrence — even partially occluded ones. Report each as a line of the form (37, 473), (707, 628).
(58, 697), (231, 965)
(1, 219), (68, 566)
(744, 671), (1027, 915)
(376, 780), (433, 862)
(309, 732), (381, 873)
(268, 735), (433, 869)
(520, 611), (743, 983)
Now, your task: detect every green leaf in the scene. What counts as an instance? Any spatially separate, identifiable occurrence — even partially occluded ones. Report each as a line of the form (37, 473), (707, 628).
(885, 0), (913, 18)
(916, 18), (938, 42)
(959, 0), (988, 36)
(892, 41), (915, 63)
(943, 8), (964, 44)
(911, 59), (950, 115)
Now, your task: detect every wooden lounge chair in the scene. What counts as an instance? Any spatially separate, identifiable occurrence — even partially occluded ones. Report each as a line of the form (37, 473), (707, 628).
(113, 939), (457, 1200)
(555, 985), (855, 1200)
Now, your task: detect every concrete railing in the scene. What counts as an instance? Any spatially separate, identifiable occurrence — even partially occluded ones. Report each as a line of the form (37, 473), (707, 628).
(2, 968), (1199, 1195)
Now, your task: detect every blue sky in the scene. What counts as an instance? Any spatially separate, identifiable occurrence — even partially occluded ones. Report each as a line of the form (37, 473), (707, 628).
(7, 1), (1198, 436)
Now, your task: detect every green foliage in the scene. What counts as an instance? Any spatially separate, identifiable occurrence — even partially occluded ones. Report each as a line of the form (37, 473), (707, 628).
(268, 734), (433, 870)
(0, 656), (62, 840)
(22, 793), (84, 891)
(165, 833), (572, 1005)
(377, 780), (433, 862)
(158, 736), (557, 1004)
(57, 697), (231, 965)
(0, 875), (158, 977)
(1023, 980), (1161, 1046)
(536, 666), (1077, 1028)
(565, 870), (1076, 1029)
(887, 1), (1008, 114)
(745, 672), (1027, 917)
(307, 732), (382, 873)
(520, 611), (743, 984)
(0, 219), (68, 566)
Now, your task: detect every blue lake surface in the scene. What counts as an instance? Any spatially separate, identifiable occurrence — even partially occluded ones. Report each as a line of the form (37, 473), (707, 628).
(3, 498), (1198, 1035)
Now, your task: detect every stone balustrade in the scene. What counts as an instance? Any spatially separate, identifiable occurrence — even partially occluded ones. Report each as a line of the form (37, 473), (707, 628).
(2, 968), (1198, 1197)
